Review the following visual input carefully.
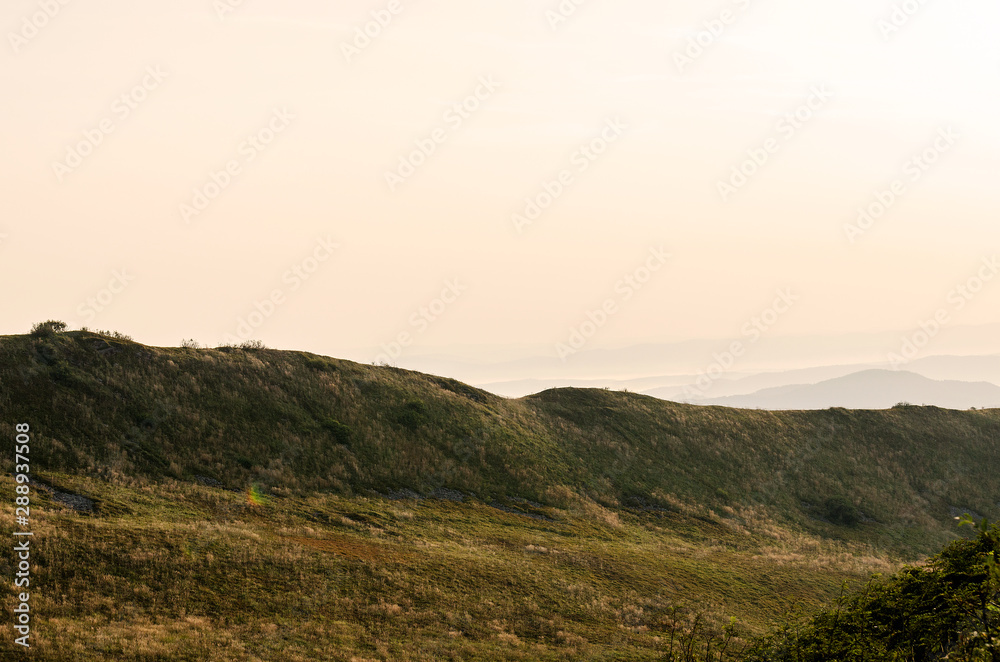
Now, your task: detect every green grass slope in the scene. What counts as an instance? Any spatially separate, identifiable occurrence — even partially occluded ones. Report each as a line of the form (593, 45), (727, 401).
(2, 330), (999, 555)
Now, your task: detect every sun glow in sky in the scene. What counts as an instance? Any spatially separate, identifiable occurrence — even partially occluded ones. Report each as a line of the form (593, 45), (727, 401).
(3, 0), (1000, 377)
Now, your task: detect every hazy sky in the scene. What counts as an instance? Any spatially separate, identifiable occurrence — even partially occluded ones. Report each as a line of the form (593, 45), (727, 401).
(4, 0), (1000, 377)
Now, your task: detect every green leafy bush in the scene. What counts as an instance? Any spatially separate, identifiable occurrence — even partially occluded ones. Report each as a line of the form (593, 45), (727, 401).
(744, 517), (1000, 661)
(822, 495), (862, 527)
(395, 400), (428, 431)
(321, 418), (351, 445)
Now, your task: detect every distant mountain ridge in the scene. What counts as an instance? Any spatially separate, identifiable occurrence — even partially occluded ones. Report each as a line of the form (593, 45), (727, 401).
(693, 369), (1000, 410)
(470, 354), (1000, 400)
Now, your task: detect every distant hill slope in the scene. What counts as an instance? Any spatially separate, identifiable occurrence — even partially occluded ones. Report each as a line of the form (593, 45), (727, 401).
(907, 354), (1000, 384)
(641, 363), (876, 402)
(695, 369), (1000, 410)
(4, 331), (1000, 554)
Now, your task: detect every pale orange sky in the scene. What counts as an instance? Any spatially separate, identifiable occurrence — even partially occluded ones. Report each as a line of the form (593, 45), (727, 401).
(3, 0), (1000, 375)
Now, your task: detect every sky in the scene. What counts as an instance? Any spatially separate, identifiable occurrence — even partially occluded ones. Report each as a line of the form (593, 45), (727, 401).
(3, 0), (1000, 385)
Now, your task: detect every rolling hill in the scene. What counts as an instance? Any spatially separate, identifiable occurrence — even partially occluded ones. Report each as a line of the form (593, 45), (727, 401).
(4, 330), (1000, 551)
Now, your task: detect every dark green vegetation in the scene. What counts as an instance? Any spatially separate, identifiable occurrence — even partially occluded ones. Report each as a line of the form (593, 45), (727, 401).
(1, 328), (999, 659)
(745, 517), (1000, 661)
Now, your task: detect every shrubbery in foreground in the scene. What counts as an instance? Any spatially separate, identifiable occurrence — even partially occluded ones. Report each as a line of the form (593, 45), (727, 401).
(745, 516), (1000, 661)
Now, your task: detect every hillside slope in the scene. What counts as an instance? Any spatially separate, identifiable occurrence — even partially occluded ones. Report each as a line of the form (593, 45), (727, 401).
(3, 330), (1000, 554)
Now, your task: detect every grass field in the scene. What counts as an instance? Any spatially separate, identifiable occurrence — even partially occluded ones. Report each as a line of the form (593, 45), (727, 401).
(1, 472), (897, 660)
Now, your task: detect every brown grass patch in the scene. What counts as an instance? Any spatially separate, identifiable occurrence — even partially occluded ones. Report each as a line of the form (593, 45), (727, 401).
(284, 534), (412, 563)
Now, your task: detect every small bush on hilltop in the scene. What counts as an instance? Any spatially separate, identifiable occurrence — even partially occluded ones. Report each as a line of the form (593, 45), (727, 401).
(30, 319), (67, 337)
(94, 328), (133, 341)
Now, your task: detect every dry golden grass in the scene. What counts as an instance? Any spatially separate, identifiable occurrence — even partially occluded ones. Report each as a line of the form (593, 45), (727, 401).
(0, 472), (916, 661)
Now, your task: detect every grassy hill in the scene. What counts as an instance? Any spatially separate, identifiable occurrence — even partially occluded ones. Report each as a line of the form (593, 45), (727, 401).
(5, 328), (1000, 552)
(2, 328), (1000, 659)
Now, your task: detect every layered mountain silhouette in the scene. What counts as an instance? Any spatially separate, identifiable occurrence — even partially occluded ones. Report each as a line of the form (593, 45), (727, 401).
(691, 369), (1000, 410)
